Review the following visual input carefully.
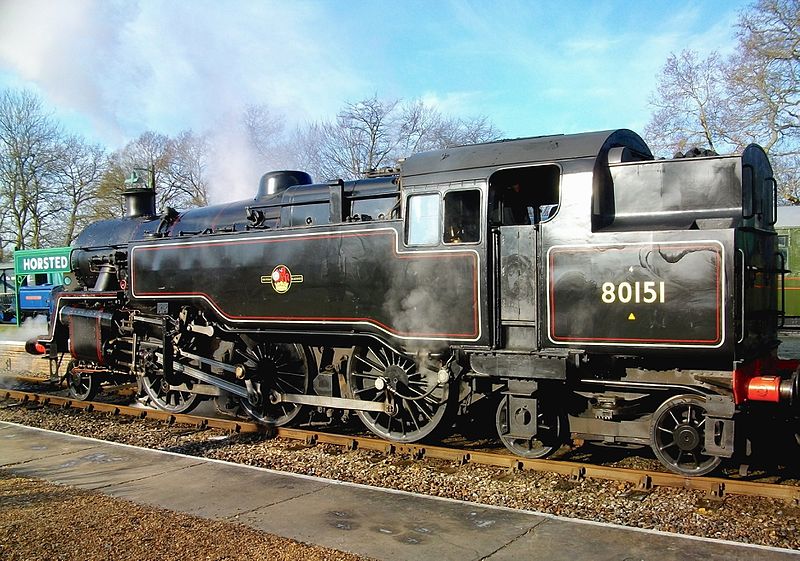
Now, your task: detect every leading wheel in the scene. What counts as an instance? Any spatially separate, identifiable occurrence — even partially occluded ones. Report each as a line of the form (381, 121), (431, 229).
(347, 346), (454, 443)
(650, 394), (721, 476)
(65, 361), (99, 401)
(235, 341), (313, 426)
(495, 394), (563, 459)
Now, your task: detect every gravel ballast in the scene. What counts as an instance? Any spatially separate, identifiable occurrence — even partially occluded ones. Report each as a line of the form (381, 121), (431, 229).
(1, 402), (799, 551)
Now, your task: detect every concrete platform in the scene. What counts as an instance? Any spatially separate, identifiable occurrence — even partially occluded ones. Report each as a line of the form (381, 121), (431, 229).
(0, 341), (51, 377)
(1, 421), (797, 560)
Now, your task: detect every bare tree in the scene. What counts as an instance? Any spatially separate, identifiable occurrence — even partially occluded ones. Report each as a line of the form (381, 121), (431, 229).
(320, 95), (401, 179)
(122, 131), (176, 211)
(727, 0), (800, 200)
(398, 101), (501, 154)
(168, 130), (210, 208)
(644, 50), (730, 155)
(242, 104), (289, 169)
(93, 152), (128, 221)
(97, 130), (212, 217)
(296, 95), (502, 181)
(56, 135), (107, 244)
(0, 88), (63, 255)
(645, 0), (800, 201)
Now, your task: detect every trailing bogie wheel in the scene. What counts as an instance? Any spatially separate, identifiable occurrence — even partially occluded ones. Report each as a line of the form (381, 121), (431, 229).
(495, 392), (564, 459)
(650, 394), (721, 476)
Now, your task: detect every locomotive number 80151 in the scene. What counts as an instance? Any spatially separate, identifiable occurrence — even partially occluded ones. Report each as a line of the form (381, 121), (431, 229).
(28, 129), (799, 476)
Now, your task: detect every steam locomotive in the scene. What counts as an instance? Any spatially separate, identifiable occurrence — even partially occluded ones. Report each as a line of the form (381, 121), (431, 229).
(28, 129), (799, 476)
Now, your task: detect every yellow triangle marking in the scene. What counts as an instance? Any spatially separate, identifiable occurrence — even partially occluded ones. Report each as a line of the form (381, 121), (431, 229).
(628, 313), (636, 320)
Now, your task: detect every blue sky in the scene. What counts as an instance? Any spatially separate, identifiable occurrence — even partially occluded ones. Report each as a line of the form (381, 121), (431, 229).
(0, 1), (749, 154)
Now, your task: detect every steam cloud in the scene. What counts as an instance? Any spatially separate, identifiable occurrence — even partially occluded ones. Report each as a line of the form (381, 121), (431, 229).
(1, 315), (49, 343)
(0, 0), (368, 202)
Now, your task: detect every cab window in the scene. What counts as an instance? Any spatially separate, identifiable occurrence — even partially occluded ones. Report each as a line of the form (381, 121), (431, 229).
(488, 165), (560, 226)
(444, 190), (480, 243)
(406, 193), (440, 246)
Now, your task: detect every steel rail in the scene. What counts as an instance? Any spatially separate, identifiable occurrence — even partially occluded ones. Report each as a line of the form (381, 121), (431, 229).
(2, 388), (798, 502)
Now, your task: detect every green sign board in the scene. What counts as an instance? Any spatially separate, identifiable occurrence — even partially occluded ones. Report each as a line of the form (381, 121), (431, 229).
(14, 247), (72, 276)
(13, 247), (72, 326)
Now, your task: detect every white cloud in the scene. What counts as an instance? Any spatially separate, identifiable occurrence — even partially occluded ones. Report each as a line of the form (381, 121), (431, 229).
(419, 90), (490, 116)
(0, 0), (369, 147)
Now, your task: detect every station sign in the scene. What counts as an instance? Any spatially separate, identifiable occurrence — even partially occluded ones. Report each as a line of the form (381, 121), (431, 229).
(14, 247), (72, 276)
(12, 247), (72, 326)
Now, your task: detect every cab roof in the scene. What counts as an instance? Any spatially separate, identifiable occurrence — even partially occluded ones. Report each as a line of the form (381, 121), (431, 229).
(400, 129), (652, 178)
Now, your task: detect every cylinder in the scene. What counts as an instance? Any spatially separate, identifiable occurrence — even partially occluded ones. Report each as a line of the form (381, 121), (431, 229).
(60, 306), (116, 365)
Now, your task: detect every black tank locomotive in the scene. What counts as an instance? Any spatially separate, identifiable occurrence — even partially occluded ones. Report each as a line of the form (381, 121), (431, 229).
(31, 129), (799, 476)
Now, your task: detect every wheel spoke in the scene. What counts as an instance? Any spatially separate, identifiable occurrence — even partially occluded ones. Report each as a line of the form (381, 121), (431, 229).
(276, 379), (303, 394)
(415, 401), (433, 421)
(408, 405), (421, 431)
(372, 348), (390, 369)
(355, 353), (384, 373)
(276, 370), (307, 378)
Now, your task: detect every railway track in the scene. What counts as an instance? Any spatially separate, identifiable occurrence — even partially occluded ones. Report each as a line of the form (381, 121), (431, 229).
(2, 387), (798, 503)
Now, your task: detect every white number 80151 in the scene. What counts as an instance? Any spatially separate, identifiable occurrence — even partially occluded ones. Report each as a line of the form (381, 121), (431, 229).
(601, 281), (665, 304)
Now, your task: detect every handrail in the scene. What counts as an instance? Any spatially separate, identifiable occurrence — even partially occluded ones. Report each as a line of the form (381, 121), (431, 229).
(767, 176), (778, 226)
(777, 250), (787, 328)
(737, 249), (746, 344)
